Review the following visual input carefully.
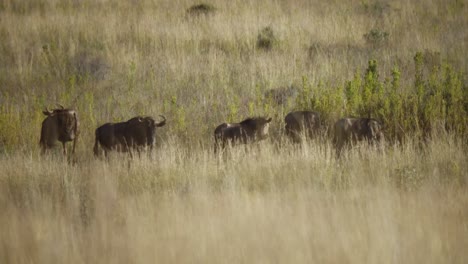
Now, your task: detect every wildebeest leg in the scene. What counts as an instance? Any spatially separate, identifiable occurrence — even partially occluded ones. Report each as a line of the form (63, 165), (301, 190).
(72, 137), (77, 155)
(297, 131), (305, 144)
(127, 148), (134, 159)
(220, 140), (227, 154)
(214, 140), (225, 155)
(62, 142), (67, 156)
(137, 147), (142, 159)
(336, 144), (344, 158)
(243, 142), (250, 154)
(103, 149), (111, 162)
(334, 137), (345, 159)
(93, 139), (99, 157)
(40, 145), (47, 155)
(214, 140), (223, 167)
(214, 136), (224, 155)
(123, 137), (134, 159)
(214, 139), (219, 155)
(148, 145), (153, 159)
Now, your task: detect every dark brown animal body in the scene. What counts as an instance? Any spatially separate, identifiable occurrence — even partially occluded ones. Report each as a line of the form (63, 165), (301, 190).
(334, 117), (384, 153)
(214, 117), (272, 153)
(93, 115), (166, 157)
(40, 106), (79, 155)
(285, 111), (321, 143)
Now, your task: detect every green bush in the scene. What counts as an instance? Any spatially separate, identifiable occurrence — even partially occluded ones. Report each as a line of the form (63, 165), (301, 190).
(364, 29), (389, 47)
(257, 26), (277, 51)
(294, 54), (467, 142)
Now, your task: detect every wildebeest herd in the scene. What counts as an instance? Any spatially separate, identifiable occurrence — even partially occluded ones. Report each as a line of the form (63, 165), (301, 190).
(39, 105), (384, 158)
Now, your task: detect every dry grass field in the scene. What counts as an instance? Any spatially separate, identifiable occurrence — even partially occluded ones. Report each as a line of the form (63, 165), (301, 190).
(1, 138), (468, 263)
(0, 0), (467, 263)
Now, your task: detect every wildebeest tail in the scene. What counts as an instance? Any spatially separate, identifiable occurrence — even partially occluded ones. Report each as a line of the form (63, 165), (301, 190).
(72, 112), (79, 154)
(39, 121), (47, 152)
(214, 134), (220, 154)
(93, 129), (100, 156)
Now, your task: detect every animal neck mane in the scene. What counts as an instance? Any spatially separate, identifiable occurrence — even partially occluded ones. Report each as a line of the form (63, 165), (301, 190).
(50, 109), (72, 115)
(240, 118), (260, 130)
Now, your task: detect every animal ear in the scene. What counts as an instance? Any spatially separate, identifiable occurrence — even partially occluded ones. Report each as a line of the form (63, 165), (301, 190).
(266, 118), (272, 123)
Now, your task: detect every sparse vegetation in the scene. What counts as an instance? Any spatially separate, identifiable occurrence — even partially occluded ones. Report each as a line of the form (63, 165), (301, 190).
(364, 28), (389, 47)
(257, 26), (277, 51)
(361, 0), (391, 17)
(0, 0), (467, 262)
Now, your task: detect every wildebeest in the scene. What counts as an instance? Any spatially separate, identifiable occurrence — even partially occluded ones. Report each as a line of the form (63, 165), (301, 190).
(285, 111), (321, 143)
(334, 117), (384, 154)
(93, 115), (166, 157)
(40, 105), (79, 155)
(214, 117), (272, 153)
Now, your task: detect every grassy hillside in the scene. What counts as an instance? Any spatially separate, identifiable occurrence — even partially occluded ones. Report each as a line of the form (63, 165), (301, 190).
(0, 0), (467, 150)
(0, 0), (467, 262)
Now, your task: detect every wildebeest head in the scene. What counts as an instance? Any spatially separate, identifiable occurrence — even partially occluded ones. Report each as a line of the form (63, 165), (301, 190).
(40, 105), (79, 155)
(348, 118), (384, 142)
(126, 115), (167, 147)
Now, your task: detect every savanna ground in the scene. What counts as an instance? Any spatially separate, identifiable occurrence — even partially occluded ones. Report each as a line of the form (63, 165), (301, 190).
(0, 0), (468, 263)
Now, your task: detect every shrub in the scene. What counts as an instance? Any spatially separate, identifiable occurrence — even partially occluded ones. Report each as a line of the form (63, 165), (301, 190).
(186, 3), (216, 17)
(257, 26), (276, 51)
(73, 51), (110, 82)
(294, 55), (467, 141)
(422, 49), (441, 71)
(364, 28), (389, 47)
(361, 1), (391, 17)
(264, 85), (299, 105)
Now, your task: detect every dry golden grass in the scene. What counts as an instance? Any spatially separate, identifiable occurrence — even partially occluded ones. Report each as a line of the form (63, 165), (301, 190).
(1, 136), (468, 263)
(3, 185), (468, 263)
(1, 0), (468, 262)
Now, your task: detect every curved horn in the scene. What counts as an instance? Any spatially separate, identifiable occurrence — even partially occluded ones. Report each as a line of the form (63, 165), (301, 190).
(156, 115), (167, 127)
(42, 107), (53, 116)
(56, 104), (65, 109)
